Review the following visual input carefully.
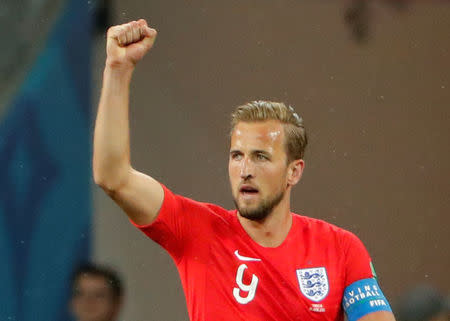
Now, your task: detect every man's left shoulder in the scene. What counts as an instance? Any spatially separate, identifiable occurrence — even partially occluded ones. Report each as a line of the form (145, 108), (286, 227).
(292, 214), (365, 252)
(293, 213), (352, 238)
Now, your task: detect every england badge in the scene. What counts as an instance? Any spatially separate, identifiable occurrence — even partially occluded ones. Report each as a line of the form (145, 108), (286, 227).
(296, 267), (329, 302)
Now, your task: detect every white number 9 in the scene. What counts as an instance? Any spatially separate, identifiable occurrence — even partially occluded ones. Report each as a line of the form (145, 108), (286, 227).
(233, 263), (259, 304)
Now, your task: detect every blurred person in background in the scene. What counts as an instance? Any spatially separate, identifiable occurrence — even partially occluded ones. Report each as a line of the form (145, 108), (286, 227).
(70, 264), (123, 321)
(93, 19), (396, 321)
(395, 284), (449, 321)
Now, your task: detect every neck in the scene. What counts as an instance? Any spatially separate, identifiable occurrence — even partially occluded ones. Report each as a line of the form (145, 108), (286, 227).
(237, 195), (292, 247)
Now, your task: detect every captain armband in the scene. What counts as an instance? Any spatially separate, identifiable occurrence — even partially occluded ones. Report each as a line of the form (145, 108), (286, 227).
(342, 278), (392, 321)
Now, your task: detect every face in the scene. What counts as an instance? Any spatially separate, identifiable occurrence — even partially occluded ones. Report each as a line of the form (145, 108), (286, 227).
(70, 274), (121, 321)
(229, 120), (303, 221)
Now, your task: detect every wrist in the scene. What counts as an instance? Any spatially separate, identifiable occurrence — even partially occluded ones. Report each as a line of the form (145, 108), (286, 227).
(105, 58), (136, 73)
(103, 61), (134, 81)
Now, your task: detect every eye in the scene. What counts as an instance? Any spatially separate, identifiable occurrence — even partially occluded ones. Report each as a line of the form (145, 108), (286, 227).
(256, 153), (268, 161)
(230, 151), (243, 161)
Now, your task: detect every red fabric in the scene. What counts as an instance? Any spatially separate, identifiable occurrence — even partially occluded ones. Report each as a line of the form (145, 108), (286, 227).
(130, 185), (374, 321)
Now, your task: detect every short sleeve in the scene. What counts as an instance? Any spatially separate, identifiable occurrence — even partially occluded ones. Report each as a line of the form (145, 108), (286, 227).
(129, 184), (227, 264)
(129, 184), (190, 262)
(342, 230), (375, 287)
(341, 231), (393, 320)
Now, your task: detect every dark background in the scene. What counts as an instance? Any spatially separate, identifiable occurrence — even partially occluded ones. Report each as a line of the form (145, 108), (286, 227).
(92, 1), (450, 320)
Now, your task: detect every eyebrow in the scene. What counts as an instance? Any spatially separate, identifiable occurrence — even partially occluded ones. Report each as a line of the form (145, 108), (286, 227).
(252, 150), (271, 155)
(229, 149), (271, 155)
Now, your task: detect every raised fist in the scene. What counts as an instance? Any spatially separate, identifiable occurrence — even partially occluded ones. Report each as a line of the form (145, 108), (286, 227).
(106, 19), (157, 69)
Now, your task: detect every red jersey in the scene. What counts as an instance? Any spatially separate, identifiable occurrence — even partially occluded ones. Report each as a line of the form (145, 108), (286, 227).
(131, 185), (374, 321)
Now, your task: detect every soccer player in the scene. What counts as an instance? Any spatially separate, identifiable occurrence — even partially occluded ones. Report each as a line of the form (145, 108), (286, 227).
(93, 19), (396, 321)
(70, 264), (123, 321)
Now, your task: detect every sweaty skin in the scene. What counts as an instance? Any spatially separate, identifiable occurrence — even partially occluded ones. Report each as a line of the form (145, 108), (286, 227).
(229, 120), (304, 247)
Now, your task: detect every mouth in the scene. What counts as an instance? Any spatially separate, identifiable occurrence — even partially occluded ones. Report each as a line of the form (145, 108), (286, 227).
(239, 185), (259, 197)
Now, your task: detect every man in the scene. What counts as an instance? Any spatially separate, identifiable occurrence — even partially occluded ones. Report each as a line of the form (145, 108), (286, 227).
(70, 264), (123, 321)
(93, 19), (396, 321)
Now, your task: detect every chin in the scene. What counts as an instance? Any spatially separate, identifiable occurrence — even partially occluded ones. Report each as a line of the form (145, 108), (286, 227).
(235, 202), (270, 221)
(234, 189), (285, 222)
(240, 209), (270, 221)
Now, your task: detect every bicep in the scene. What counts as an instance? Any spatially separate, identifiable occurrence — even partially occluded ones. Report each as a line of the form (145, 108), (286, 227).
(107, 167), (164, 225)
(357, 311), (396, 321)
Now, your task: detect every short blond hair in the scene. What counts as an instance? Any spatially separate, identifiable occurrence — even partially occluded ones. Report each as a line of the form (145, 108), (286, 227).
(230, 100), (308, 161)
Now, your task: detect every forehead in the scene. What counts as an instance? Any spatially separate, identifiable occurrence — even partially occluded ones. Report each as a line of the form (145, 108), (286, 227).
(75, 274), (110, 291)
(230, 120), (285, 151)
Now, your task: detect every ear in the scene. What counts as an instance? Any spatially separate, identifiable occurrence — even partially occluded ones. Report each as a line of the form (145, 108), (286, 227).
(287, 159), (305, 187)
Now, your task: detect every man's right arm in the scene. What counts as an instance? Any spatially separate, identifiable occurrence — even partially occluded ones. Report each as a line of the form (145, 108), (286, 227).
(93, 19), (163, 225)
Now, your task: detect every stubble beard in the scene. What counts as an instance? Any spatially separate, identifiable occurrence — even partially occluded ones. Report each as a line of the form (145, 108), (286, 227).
(234, 189), (285, 221)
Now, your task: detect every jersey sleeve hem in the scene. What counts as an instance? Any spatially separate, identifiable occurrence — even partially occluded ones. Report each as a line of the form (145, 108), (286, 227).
(128, 183), (172, 229)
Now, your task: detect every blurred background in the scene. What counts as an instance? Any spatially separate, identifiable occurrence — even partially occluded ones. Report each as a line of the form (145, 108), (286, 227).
(1, 0), (449, 320)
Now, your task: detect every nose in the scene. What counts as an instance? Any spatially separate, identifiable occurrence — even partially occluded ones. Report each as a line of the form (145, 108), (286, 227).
(240, 157), (254, 180)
